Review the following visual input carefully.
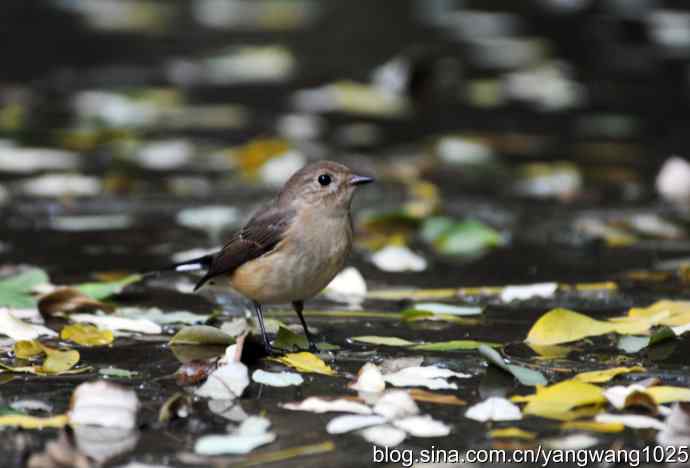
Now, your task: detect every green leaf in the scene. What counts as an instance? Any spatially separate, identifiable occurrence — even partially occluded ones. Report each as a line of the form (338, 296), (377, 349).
(274, 326), (309, 350)
(169, 325), (235, 346)
(422, 217), (504, 256)
(351, 336), (415, 347)
(479, 344), (547, 386)
(98, 367), (138, 378)
(75, 274), (142, 301)
(412, 340), (499, 351)
(0, 268), (50, 308)
(618, 326), (676, 354)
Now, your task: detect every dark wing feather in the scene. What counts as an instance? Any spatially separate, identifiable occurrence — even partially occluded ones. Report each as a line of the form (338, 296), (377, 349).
(193, 206), (295, 291)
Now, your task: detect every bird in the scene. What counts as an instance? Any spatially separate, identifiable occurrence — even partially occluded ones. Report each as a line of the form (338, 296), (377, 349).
(170, 160), (374, 354)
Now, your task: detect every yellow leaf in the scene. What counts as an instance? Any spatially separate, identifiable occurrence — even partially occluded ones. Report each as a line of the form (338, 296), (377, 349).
(37, 344), (80, 375)
(14, 340), (44, 359)
(561, 420), (625, 433)
(623, 301), (690, 327)
(270, 352), (335, 376)
(525, 308), (649, 346)
(647, 386), (690, 404)
(489, 427), (536, 439)
(528, 344), (573, 359)
(61, 324), (114, 347)
(512, 380), (606, 420)
(574, 366), (645, 383)
(0, 414), (68, 429)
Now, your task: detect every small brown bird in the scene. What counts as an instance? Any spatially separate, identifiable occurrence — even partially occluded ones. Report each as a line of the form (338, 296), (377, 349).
(172, 161), (374, 353)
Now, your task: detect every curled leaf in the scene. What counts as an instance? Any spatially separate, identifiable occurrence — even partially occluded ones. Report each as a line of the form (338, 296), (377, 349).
(38, 288), (113, 316)
(169, 325), (235, 346)
(38, 344), (80, 375)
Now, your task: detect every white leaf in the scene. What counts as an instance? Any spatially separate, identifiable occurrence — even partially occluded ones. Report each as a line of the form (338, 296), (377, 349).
(657, 156), (690, 205)
(349, 362), (386, 393)
(70, 314), (162, 334)
(359, 425), (407, 447)
(0, 308), (56, 340)
(465, 397), (522, 422)
(69, 381), (140, 430)
(413, 302), (482, 316)
(393, 415), (451, 437)
(543, 433), (598, 450)
(0, 147), (79, 173)
(326, 415), (387, 434)
(195, 362), (249, 400)
(500, 283), (558, 302)
(383, 365), (470, 390)
(252, 369), (303, 387)
(370, 246), (427, 272)
(595, 413), (665, 431)
(324, 267), (367, 303)
(116, 307), (209, 325)
(372, 391), (419, 420)
(21, 174), (102, 197)
(281, 397), (372, 415)
(195, 416), (276, 455)
(259, 151), (306, 188)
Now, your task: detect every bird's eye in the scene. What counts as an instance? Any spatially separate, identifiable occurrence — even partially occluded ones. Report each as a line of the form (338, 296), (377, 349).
(318, 174), (332, 186)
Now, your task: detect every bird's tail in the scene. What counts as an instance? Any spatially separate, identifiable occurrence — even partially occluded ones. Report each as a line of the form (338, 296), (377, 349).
(140, 254), (214, 279)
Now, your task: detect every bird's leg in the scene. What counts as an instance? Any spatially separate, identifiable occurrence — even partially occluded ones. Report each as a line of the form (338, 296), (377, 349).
(292, 301), (318, 352)
(253, 301), (273, 354)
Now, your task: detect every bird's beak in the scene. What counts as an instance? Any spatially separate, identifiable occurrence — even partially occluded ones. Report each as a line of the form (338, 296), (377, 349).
(349, 174), (375, 186)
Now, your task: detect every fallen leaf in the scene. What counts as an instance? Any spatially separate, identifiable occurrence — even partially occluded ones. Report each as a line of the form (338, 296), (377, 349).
(525, 308), (649, 346)
(422, 217), (505, 256)
(38, 344), (80, 374)
(0, 414), (68, 429)
(392, 415), (451, 437)
(372, 390), (419, 419)
(349, 362), (386, 393)
(409, 303), (482, 316)
(327, 414), (387, 434)
(561, 420), (625, 433)
(413, 340), (498, 351)
(38, 288), (113, 316)
(252, 369), (303, 387)
(70, 313), (161, 334)
(99, 367), (137, 379)
(351, 336), (414, 347)
(479, 344), (547, 386)
(465, 397), (522, 422)
(408, 389), (466, 406)
(574, 366), (645, 383)
(0, 308), (56, 340)
(116, 307), (209, 325)
(595, 413), (665, 430)
(500, 283), (558, 302)
(195, 416), (276, 455)
(14, 340), (43, 359)
(359, 425), (407, 447)
(0, 268), (50, 308)
(273, 326), (309, 351)
(270, 352), (336, 376)
(69, 381), (140, 429)
(196, 362), (250, 399)
(281, 397), (372, 415)
(370, 245), (427, 272)
(615, 300), (690, 327)
(61, 323), (114, 346)
(400, 310), (479, 325)
(170, 325), (236, 345)
(512, 380), (606, 420)
(489, 427), (536, 439)
(648, 386), (690, 405)
(231, 440), (335, 466)
(383, 365), (470, 390)
(323, 267), (367, 304)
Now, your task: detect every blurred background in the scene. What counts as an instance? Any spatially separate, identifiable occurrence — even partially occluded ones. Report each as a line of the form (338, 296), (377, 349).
(2, 0), (690, 289)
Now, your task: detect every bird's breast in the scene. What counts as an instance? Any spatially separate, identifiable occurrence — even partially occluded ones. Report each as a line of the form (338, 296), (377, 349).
(229, 211), (352, 304)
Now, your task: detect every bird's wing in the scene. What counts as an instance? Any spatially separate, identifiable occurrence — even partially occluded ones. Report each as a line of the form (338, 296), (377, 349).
(194, 206), (295, 291)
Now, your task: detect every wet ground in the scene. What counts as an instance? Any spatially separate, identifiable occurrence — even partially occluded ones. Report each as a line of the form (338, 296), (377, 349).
(2, 1), (690, 467)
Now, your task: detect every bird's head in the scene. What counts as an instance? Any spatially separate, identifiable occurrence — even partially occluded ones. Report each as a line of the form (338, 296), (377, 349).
(278, 160), (374, 211)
